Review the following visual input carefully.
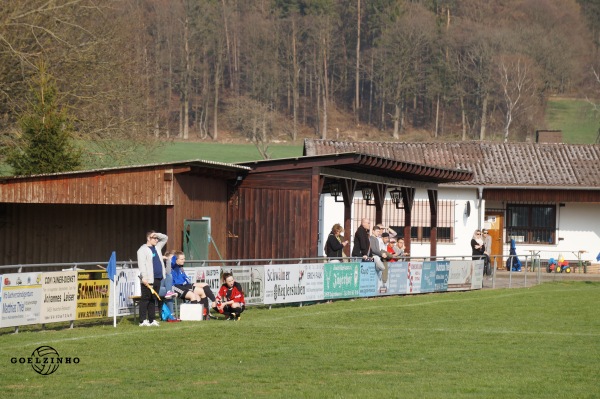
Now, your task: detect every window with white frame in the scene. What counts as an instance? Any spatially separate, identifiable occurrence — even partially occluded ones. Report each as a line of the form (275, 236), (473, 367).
(353, 199), (455, 243)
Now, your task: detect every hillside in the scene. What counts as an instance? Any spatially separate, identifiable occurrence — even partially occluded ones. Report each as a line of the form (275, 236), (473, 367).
(156, 96), (599, 165)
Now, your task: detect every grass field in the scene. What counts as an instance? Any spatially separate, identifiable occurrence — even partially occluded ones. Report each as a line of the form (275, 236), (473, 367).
(155, 141), (304, 164)
(1, 282), (598, 398)
(545, 97), (599, 144)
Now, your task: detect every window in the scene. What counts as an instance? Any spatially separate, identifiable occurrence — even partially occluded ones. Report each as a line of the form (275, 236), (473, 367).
(506, 204), (556, 244)
(353, 199), (455, 243)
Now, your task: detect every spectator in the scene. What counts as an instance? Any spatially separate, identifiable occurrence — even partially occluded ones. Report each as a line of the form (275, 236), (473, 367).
(137, 230), (168, 327)
(325, 223), (348, 262)
(482, 229), (492, 275)
(212, 272), (245, 321)
(470, 229), (485, 261)
(391, 238), (408, 258)
(369, 225), (389, 284)
(376, 224), (398, 239)
(384, 233), (400, 262)
(351, 218), (371, 260)
(158, 250), (177, 318)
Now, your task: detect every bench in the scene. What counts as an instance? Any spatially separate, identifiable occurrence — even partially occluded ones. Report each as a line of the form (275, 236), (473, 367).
(129, 295), (183, 322)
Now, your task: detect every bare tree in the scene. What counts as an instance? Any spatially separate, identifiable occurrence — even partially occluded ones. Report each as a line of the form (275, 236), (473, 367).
(497, 55), (539, 142)
(225, 97), (274, 159)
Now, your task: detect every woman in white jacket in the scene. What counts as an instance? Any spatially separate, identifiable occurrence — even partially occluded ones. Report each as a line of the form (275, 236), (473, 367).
(136, 231), (168, 326)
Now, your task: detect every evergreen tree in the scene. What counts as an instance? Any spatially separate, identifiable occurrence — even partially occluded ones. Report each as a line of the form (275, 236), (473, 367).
(7, 64), (82, 176)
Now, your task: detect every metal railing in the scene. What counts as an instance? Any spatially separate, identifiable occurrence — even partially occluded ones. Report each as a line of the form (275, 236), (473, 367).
(2, 255), (597, 291)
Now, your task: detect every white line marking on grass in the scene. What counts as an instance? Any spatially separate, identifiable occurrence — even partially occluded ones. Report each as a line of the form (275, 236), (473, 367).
(2, 285), (597, 349)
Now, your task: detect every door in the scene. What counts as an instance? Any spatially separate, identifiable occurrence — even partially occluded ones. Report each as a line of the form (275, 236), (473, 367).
(484, 212), (504, 270)
(183, 219), (210, 261)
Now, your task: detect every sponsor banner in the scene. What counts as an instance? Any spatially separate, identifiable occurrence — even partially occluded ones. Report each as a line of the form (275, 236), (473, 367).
(192, 267), (222, 293)
(221, 266), (264, 306)
(407, 262), (423, 294)
(387, 262), (409, 295)
(447, 260), (474, 291)
(40, 271), (78, 323)
(435, 261), (450, 292)
(108, 268), (139, 317)
(324, 262), (360, 300)
(471, 260), (484, 289)
(302, 263), (324, 302)
(358, 262), (378, 297)
(421, 262), (437, 293)
(264, 264), (311, 305)
(0, 272), (43, 328)
(76, 271), (110, 320)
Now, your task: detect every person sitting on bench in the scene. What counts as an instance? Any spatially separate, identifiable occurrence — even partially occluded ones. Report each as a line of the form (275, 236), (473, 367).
(171, 251), (216, 319)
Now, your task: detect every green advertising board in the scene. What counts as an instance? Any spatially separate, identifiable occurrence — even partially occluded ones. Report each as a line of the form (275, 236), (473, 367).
(324, 262), (360, 299)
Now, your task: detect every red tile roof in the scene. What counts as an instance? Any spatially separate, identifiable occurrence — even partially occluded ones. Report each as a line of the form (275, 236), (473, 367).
(304, 139), (600, 187)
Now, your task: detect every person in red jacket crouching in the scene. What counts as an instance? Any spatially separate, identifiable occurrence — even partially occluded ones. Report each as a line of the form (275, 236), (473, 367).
(212, 272), (245, 321)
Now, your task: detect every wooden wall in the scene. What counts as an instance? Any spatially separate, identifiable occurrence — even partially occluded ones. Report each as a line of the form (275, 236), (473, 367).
(484, 189), (600, 202)
(0, 203), (165, 265)
(0, 168), (173, 205)
(171, 174), (230, 259)
(228, 169), (313, 259)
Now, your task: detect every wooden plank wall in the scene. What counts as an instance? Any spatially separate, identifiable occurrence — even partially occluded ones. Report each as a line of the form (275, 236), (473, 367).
(0, 168), (173, 205)
(0, 203), (165, 265)
(171, 174), (229, 259)
(484, 189), (600, 202)
(228, 169), (313, 260)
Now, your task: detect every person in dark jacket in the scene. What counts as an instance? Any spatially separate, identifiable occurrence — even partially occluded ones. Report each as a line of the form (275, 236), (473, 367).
(352, 218), (371, 259)
(470, 229), (485, 260)
(325, 223), (348, 261)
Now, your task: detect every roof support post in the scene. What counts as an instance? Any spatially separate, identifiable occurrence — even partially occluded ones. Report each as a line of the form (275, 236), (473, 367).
(401, 187), (415, 255)
(428, 189), (438, 258)
(311, 168), (321, 257)
(342, 179), (357, 257)
(373, 183), (388, 226)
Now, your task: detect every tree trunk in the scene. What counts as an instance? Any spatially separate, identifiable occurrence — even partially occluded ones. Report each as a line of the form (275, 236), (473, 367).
(182, 13), (190, 140)
(213, 61), (220, 141)
(221, 0), (234, 90)
(460, 95), (467, 141)
(434, 94), (440, 138)
(480, 93), (488, 141)
(292, 18), (298, 141)
(354, 0), (361, 123)
(368, 52), (373, 125)
(504, 111), (512, 142)
(393, 103), (400, 139)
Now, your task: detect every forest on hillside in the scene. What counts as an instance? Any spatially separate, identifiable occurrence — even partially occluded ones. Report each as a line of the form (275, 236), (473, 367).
(1, 0), (600, 167)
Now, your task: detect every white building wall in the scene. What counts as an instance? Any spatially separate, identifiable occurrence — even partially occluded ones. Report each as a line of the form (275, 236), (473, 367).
(319, 188), (600, 264)
(318, 187), (482, 259)
(507, 202), (600, 264)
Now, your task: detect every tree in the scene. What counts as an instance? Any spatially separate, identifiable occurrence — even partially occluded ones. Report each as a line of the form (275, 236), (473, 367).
(497, 55), (539, 142)
(6, 64), (82, 175)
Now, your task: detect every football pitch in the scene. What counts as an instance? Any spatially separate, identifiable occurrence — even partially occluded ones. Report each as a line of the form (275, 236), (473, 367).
(1, 281), (598, 398)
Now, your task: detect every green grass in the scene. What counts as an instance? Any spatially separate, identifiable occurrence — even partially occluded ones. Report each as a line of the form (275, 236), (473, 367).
(155, 141), (303, 164)
(545, 97), (599, 144)
(1, 282), (599, 398)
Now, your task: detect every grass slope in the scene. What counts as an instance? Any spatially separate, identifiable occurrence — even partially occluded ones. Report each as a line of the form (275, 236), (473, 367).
(155, 141), (303, 164)
(545, 97), (599, 144)
(1, 282), (598, 398)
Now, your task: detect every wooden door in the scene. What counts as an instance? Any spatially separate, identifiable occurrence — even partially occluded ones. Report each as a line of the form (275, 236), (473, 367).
(484, 212), (504, 269)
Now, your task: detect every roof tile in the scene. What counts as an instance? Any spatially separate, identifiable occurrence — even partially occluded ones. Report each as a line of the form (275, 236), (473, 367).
(304, 139), (600, 187)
